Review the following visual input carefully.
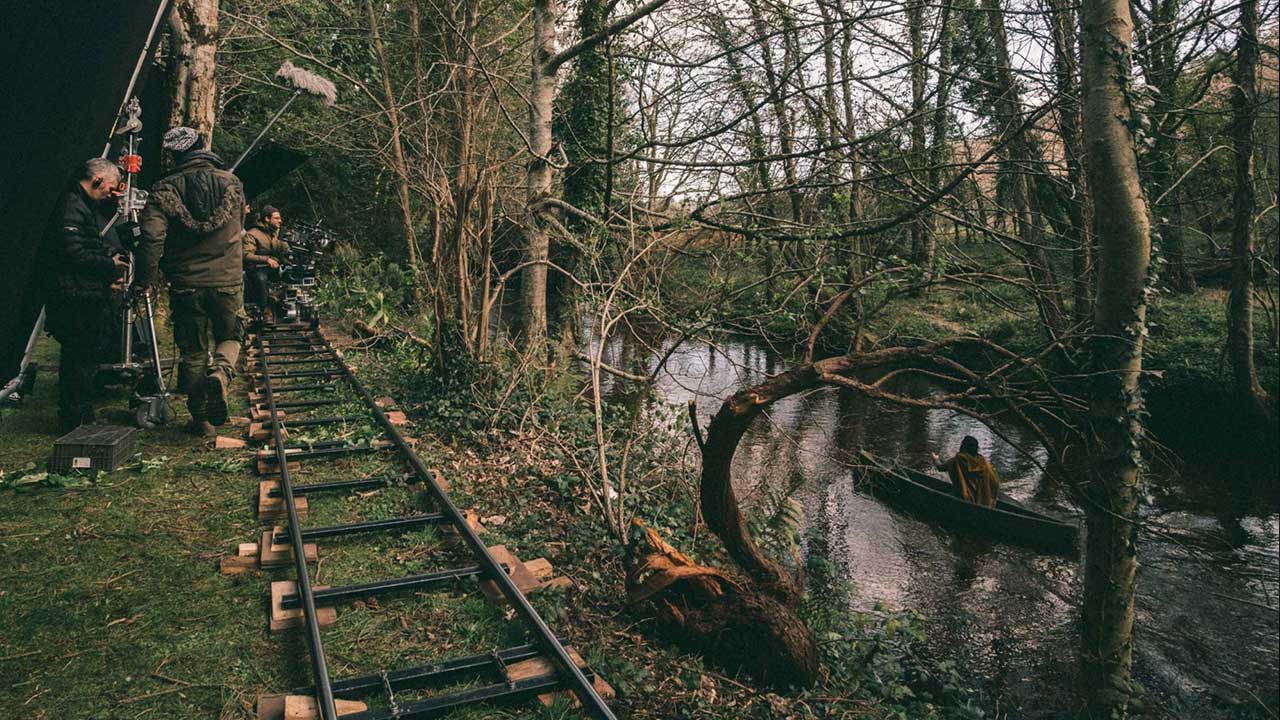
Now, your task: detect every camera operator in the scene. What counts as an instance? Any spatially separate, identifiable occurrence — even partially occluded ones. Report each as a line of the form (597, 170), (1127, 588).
(42, 158), (130, 433)
(242, 205), (288, 317)
(133, 127), (246, 437)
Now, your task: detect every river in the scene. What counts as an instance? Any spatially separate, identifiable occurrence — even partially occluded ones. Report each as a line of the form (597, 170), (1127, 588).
(585, 325), (1279, 718)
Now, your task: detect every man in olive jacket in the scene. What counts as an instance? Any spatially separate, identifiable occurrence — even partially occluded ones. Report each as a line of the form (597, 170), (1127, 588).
(43, 158), (130, 432)
(134, 127), (246, 435)
(242, 205), (289, 314)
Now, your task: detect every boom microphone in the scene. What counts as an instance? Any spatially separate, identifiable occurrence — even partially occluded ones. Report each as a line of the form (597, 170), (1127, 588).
(231, 61), (337, 172)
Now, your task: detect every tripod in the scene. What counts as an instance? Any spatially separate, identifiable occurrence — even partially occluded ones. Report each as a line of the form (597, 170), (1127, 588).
(97, 99), (174, 429)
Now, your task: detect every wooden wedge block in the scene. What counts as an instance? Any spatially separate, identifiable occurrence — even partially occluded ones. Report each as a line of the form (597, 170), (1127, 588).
(257, 459), (302, 475)
(257, 447), (304, 460)
(464, 510), (487, 534)
(258, 481), (309, 522)
(508, 647), (588, 682)
(284, 695), (368, 720)
(255, 693), (285, 720)
(229, 416), (250, 426)
(525, 558), (554, 581)
(259, 528), (318, 567)
(215, 435), (248, 450)
(269, 581), (336, 633)
(220, 542), (260, 576)
(374, 396), (396, 409)
(385, 410), (409, 425)
(538, 675), (617, 708)
(256, 693), (369, 720)
(479, 545), (544, 603)
(502, 648), (617, 707)
(248, 422), (287, 442)
(252, 407), (285, 422)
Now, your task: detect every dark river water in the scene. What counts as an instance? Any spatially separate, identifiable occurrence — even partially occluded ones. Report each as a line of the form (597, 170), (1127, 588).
(584, 326), (1279, 719)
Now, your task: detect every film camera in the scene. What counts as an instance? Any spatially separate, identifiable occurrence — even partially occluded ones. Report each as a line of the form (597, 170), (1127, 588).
(267, 220), (337, 323)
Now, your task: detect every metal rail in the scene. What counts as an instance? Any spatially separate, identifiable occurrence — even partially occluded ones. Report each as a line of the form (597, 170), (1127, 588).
(256, 326), (339, 720)
(250, 319), (618, 720)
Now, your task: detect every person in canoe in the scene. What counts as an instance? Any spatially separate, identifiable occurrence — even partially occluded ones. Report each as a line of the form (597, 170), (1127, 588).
(931, 435), (1001, 508)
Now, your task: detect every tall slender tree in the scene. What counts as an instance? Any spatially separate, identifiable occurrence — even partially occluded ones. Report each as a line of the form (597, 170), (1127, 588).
(366, 0), (421, 280)
(520, 0), (673, 347)
(1226, 0), (1273, 423)
(1078, 0), (1152, 712)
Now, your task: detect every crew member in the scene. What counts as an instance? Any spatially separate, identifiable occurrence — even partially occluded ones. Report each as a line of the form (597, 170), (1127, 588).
(43, 158), (129, 432)
(134, 127), (246, 437)
(932, 435), (1001, 508)
(242, 205), (288, 315)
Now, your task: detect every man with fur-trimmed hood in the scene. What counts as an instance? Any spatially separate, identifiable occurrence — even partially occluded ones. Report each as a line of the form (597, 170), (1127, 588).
(135, 127), (246, 437)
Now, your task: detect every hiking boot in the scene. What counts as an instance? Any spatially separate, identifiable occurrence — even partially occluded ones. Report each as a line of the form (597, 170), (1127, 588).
(185, 418), (216, 438)
(204, 372), (229, 426)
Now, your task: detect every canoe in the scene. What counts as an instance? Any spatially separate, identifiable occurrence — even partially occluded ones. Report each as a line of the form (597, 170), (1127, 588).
(856, 450), (1079, 555)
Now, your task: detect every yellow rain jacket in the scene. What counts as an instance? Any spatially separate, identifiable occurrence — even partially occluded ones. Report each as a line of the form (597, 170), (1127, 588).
(938, 452), (1001, 508)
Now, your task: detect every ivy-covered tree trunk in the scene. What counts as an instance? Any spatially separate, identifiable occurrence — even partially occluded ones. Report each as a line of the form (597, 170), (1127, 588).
(561, 0), (612, 223)
(552, 0), (613, 321)
(1079, 0), (1151, 712)
(1139, 0), (1197, 293)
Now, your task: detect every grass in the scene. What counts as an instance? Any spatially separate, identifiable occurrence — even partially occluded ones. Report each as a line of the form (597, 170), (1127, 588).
(0, 334), (274, 718)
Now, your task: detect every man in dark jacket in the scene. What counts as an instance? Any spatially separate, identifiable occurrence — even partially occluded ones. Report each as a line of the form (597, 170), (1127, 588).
(242, 205), (288, 314)
(44, 158), (130, 432)
(134, 127), (246, 436)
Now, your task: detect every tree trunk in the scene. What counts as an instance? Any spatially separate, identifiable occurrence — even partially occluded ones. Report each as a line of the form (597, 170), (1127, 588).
(1079, 0), (1152, 711)
(1141, 0), (1197, 293)
(746, 0), (803, 226)
(983, 0), (1069, 340)
(366, 0), (421, 279)
(907, 0), (931, 267)
(923, 0), (954, 284)
(1047, 0), (1097, 322)
(562, 0), (612, 222)
(521, 0), (557, 348)
(837, 7), (866, 291)
(168, 0), (218, 144)
(430, 0), (481, 355)
(1227, 0), (1272, 423)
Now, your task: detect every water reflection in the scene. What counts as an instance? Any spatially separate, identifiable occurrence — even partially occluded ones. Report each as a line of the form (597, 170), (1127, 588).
(576, 318), (1278, 717)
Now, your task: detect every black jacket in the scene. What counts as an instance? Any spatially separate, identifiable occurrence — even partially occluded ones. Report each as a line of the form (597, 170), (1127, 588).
(42, 183), (124, 302)
(137, 150), (245, 289)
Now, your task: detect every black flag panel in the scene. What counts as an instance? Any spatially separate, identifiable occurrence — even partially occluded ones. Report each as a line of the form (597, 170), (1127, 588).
(0, 1), (170, 379)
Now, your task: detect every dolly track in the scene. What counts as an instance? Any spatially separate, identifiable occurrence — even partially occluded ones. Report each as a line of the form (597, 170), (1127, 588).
(245, 317), (617, 720)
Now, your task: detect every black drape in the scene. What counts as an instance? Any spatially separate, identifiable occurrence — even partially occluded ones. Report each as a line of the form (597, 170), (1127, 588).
(0, 1), (170, 380)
